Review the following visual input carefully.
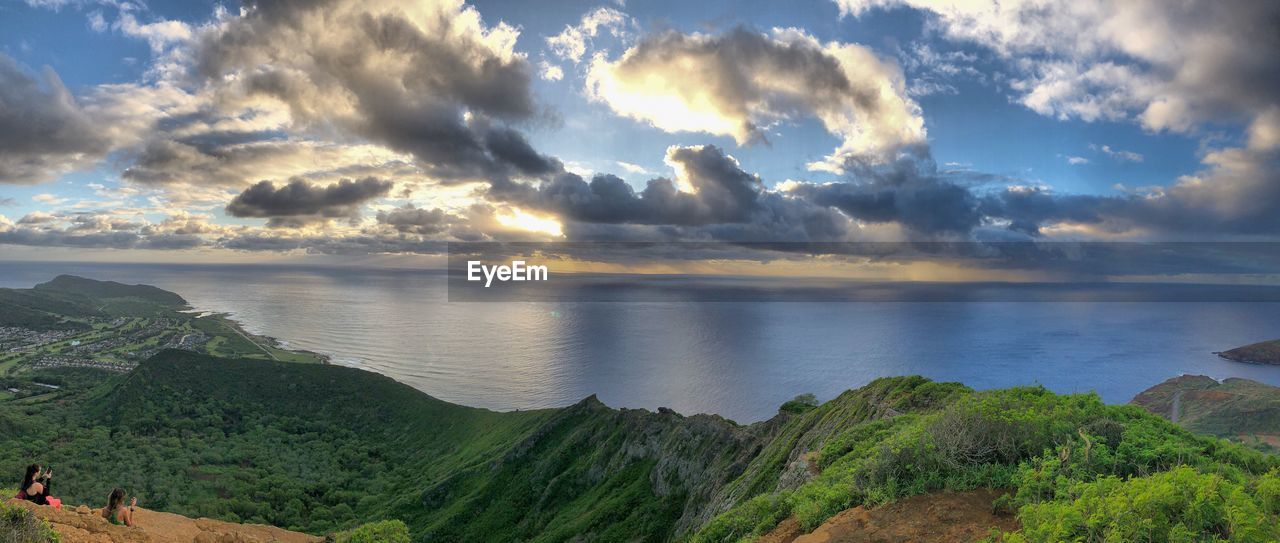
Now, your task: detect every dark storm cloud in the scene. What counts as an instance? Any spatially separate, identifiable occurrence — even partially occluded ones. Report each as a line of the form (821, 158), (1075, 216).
(375, 205), (457, 235)
(492, 144), (856, 241)
(225, 177), (394, 222)
(481, 126), (562, 177)
(0, 54), (111, 184)
(786, 155), (982, 235)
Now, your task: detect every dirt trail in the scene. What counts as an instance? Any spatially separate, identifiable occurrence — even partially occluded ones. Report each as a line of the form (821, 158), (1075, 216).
(10, 499), (321, 543)
(759, 489), (1018, 543)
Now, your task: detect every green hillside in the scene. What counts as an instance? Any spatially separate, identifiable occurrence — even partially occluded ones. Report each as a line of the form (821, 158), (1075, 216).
(5, 353), (1280, 542)
(1133, 375), (1280, 451)
(0, 275), (184, 330)
(0, 351), (550, 535)
(35, 274), (187, 307)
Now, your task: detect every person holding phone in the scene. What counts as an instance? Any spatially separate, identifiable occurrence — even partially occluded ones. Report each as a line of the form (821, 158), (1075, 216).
(15, 464), (60, 508)
(102, 488), (137, 527)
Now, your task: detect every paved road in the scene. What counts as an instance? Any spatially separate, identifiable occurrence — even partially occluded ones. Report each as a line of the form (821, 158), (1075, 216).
(229, 325), (278, 361)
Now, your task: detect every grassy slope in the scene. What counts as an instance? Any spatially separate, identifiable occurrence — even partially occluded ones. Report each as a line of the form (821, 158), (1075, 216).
(0, 275), (186, 330)
(0, 350), (766, 540)
(1133, 375), (1280, 450)
(4, 352), (1279, 542)
(34, 275), (187, 307)
(692, 380), (1280, 543)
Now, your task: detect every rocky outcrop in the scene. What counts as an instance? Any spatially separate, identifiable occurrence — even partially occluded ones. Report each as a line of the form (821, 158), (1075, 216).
(9, 499), (321, 543)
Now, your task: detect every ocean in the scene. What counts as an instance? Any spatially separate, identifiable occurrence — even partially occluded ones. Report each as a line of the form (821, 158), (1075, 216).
(3, 260), (1280, 422)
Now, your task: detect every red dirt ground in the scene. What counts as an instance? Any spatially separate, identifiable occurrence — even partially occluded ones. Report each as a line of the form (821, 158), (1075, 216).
(759, 488), (1019, 543)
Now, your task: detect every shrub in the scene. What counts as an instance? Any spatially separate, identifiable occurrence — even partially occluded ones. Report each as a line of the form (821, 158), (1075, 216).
(1004, 466), (1278, 543)
(335, 520), (411, 543)
(779, 394), (819, 415)
(0, 501), (60, 543)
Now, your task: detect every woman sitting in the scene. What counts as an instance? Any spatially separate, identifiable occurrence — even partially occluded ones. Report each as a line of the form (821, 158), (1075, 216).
(101, 488), (137, 527)
(14, 464), (60, 508)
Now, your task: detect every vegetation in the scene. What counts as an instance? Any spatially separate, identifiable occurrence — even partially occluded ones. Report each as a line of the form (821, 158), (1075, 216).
(0, 501), (60, 543)
(1133, 375), (1280, 452)
(691, 382), (1280, 543)
(336, 520), (411, 543)
(8, 349), (1276, 542)
(778, 393), (819, 414)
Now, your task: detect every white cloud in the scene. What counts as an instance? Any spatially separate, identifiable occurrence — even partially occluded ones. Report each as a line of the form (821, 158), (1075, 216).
(586, 27), (925, 171)
(539, 60), (564, 81)
(615, 161), (650, 174)
(546, 7), (629, 63)
(837, 0), (1280, 135)
(32, 193), (67, 205)
(1066, 156), (1090, 165)
(87, 11), (108, 32)
(1091, 144), (1144, 163)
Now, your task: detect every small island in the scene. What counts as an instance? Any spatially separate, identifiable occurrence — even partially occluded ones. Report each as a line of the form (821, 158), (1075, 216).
(1217, 339), (1280, 364)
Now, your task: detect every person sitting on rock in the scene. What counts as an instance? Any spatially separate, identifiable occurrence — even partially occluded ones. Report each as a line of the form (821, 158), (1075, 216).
(102, 487), (137, 527)
(14, 464), (61, 509)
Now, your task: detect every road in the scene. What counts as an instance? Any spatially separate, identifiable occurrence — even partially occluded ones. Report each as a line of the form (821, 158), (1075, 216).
(229, 325), (278, 361)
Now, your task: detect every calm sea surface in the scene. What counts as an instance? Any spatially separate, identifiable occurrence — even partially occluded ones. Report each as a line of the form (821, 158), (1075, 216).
(3, 261), (1280, 422)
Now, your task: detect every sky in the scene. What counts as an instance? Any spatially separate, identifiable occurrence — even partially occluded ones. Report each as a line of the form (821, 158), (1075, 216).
(0, 0), (1278, 267)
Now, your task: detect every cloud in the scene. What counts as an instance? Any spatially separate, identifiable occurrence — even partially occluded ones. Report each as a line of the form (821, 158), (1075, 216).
(375, 205), (459, 235)
(547, 7), (629, 63)
(190, 0), (553, 183)
(17, 212), (57, 225)
(1066, 156), (1090, 165)
(1091, 144), (1144, 163)
(32, 193), (67, 205)
(783, 156), (982, 235)
(982, 115), (1280, 236)
(225, 177), (394, 226)
(122, 138), (421, 188)
(586, 27), (926, 170)
(539, 61), (564, 81)
(615, 161), (650, 175)
(837, 0), (1280, 135)
(493, 144), (858, 241)
(0, 55), (113, 184)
